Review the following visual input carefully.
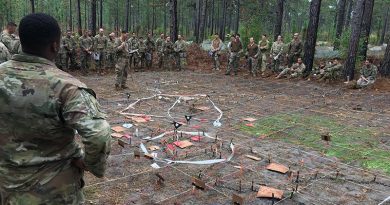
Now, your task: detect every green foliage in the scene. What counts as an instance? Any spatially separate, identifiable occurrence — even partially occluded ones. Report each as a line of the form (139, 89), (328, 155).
(240, 113), (390, 175)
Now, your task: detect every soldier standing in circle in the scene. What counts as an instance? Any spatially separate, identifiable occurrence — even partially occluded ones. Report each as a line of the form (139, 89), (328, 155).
(258, 34), (270, 76)
(270, 35), (284, 73)
(106, 32), (117, 69)
(79, 30), (93, 74)
(94, 28), (108, 75)
(162, 36), (175, 70)
(286, 33), (303, 67)
(0, 13), (111, 204)
(114, 31), (130, 90)
(145, 33), (155, 69)
(246, 37), (260, 77)
(174, 35), (188, 71)
(210, 34), (223, 71)
(155, 33), (165, 69)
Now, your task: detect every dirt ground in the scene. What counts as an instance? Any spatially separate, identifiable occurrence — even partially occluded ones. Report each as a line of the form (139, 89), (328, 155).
(71, 47), (390, 205)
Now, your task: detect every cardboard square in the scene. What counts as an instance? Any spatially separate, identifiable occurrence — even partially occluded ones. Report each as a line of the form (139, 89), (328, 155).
(199, 118), (209, 123)
(245, 123), (254, 127)
(191, 125), (202, 129)
(192, 177), (206, 190)
(167, 144), (176, 151)
(191, 136), (202, 142)
(256, 186), (284, 199)
(266, 163), (289, 174)
(131, 117), (148, 123)
(111, 133), (123, 138)
(232, 193), (245, 205)
(173, 140), (193, 149)
(111, 126), (126, 133)
(195, 106), (210, 111)
(245, 155), (261, 161)
(148, 146), (160, 151)
(243, 117), (257, 122)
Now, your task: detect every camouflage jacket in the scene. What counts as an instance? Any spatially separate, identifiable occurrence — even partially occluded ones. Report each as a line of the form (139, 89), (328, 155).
(163, 41), (174, 55)
(115, 38), (129, 58)
(138, 40), (147, 53)
(270, 41), (284, 56)
(211, 39), (223, 52)
(288, 40), (303, 56)
(62, 36), (76, 51)
(79, 36), (93, 52)
(174, 40), (187, 53)
(156, 38), (165, 53)
(107, 38), (116, 52)
(127, 37), (139, 51)
(258, 40), (270, 53)
(145, 37), (155, 52)
(0, 32), (20, 55)
(0, 53), (111, 192)
(291, 63), (306, 74)
(0, 42), (11, 63)
(94, 34), (108, 50)
(360, 65), (378, 80)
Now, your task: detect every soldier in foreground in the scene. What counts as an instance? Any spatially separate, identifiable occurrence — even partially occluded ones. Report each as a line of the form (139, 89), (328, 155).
(258, 34), (270, 76)
(174, 35), (187, 71)
(114, 31), (130, 90)
(270, 35), (284, 73)
(356, 59), (378, 88)
(80, 30), (93, 74)
(94, 28), (108, 75)
(246, 37), (259, 77)
(210, 34), (223, 71)
(61, 30), (77, 70)
(0, 13), (111, 204)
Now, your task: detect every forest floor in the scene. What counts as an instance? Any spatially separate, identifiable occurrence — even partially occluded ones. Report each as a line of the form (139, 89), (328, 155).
(70, 47), (390, 205)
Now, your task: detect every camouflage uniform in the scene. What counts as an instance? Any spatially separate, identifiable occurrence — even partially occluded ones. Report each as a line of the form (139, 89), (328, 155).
(127, 37), (140, 70)
(277, 62), (306, 78)
(156, 37), (165, 68)
(287, 39), (303, 67)
(0, 53), (111, 204)
(56, 38), (67, 70)
(94, 34), (108, 72)
(258, 39), (270, 74)
(162, 40), (175, 70)
(211, 38), (223, 70)
(226, 39), (243, 75)
(61, 36), (77, 70)
(0, 31), (20, 55)
(138, 39), (147, 69)
(270, 41), (284, 72)
(246, 42), (259, 76)
(145, 37), (155, 68)
(106, 37), (117, 68)
(0, 42), (11, 64)
(357, 64), (378, 88)
(319, 63), (343, 81)
(114, 38), (130, 87)
(174, 39), (187, 70)
(79, 35), (93, 74)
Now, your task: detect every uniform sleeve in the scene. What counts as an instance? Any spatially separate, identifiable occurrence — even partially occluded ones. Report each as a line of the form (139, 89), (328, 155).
(61, 85), (112, 178)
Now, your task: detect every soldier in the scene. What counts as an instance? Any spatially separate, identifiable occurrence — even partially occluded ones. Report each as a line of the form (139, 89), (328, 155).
(145, 33), (155, 68)
(162, 36), (175, 70)
(79, 30), (93, 74)
(56, 34), (67, 70)
(210, 34), (223, 71)
(0, 41), (11, 64)
(270, 35), (284, 73)
(62, 30), (77, 70)
(225, 34), (243, 76)
(156, 33), (165, 68)
(318, 58), (343, 81)
(127, 32), (140, 71)
(174, 35), (187, 71)
(286, 33), (303, 67)
(356, 59), (378, 88)
(138, 36), (147, 69)
(0, 22), (20, 55)
(258, 34), (270, 76)
(114, 31), (130, 90)
(276, 57), (306, 79)
(106, 32), (117, 69)
(94, 28), (108, 75)
(0, 13), (111, 204)
(246, 37), (260, 77)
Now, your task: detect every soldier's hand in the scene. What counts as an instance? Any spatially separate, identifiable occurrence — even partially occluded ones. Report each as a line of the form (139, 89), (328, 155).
(72, 158), (88, 171)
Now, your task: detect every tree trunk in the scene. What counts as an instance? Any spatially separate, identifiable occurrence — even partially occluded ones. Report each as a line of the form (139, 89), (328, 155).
(219, 0), (227, 41)
(30, 0), (35, 13)
(380, 7), (389, 45)
(210, 0), (215, 35)
(77, 0), (82, 35)
(380, 40), (390, 76)
(199, 0), (207, 42)
(344, 0), (354, 29)
(99, 0), (103, 28)
(274, 0), (284, 41)
(334, 0), (346, 50)
(303, 0), (322, 76)
(90, 0), (97, 36)
(359, 0), (375, 60)
(170, 0), (178, 42)
(126, 0), (130, 31)
(69, 0), (73, 31)
(235, 0), (240, 34)
(344, 0), (366, 80)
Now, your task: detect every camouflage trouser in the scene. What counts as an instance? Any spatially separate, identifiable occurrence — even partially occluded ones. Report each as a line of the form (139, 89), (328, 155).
(176, 52), (187, 70)
(163, 53), (175, 70)
(226, 52), (239, 74)
(212, 53), (220, 70)
(66, 51), (77, 69)
(106, 51), (116, 68)
(130, 54), (140, 70)
(139, 52), (146, 68)
(259, 53), (268, 73)
(271, 58), (282, 73)
(278, 67), (301, 78)
(357, 77), (375, 88)
(248, 57), (258, 74)
(0, 165), (84, 205)
(95, 50), (106, 70)
(321, 69), (341, 80)
(157, 52), (163, 68)
(57, 53), (67, 70)
(115, 57), (129, 86)
(80, 52), (91, 73)
(145, 51), (153, 68)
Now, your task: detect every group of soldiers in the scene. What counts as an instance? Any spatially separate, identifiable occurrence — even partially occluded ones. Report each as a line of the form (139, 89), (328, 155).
(210, 33), (378, 88)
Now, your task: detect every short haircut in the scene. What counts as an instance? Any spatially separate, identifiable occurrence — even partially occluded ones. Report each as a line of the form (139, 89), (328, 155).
(121, 30), (127, 34)
(19, 13), (61, 51)
(7, 22), (17, 27)
(262, 34), (267, 37)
